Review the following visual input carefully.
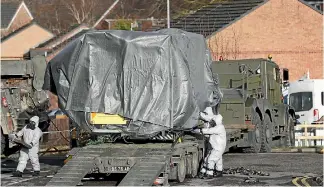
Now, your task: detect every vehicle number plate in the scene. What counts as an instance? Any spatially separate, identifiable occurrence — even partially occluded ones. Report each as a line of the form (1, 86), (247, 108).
(111, 166), (130, 172)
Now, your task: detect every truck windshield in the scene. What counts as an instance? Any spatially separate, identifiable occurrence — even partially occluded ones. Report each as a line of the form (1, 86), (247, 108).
(289, 92), (313, 112)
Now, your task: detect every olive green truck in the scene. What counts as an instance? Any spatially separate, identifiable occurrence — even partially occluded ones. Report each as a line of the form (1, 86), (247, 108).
(213, 58), (298, 153)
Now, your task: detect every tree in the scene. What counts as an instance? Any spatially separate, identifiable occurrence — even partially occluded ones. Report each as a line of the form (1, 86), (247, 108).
(208, 27), (241, 61)
(62, 0), (96, 25)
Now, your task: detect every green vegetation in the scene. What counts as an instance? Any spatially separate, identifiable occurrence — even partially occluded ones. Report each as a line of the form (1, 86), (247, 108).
(113, 19), (132, 30)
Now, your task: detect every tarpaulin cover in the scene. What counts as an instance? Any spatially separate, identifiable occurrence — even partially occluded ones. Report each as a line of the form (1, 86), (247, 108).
(43, 28), (222, 137)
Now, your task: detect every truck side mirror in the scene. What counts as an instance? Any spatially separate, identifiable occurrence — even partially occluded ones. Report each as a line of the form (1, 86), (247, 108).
(283, 68), (289, 81)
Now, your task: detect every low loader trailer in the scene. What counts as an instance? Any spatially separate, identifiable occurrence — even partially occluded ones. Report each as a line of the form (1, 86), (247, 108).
(47, 114), (243, 186)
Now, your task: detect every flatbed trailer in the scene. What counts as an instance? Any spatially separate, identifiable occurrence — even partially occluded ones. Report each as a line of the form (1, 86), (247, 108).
(47, 127), (242, 186)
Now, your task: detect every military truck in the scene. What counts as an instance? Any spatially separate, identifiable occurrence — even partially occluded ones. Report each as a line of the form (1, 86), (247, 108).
(1, 50), (50, 155)
(212, 58), (298, 153)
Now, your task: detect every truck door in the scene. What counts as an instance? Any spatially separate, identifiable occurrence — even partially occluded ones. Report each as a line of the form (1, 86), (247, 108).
(289, 92), (313, 124)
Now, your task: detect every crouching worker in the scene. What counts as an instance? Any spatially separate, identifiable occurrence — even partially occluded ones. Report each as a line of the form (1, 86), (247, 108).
(13, 116), (43, 177)
(198, 107), (226, 179)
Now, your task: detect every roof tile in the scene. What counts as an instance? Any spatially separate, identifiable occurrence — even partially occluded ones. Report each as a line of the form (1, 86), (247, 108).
(1, 1), (20, 28)
(148, 0), (266, 37)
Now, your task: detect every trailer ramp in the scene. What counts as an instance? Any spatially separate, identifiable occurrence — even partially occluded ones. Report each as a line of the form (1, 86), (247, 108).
(118, 157), (168, 186)
(115, 143), (174, 186)
(46, 143), (174, 186)
(46, 149), (103, 186)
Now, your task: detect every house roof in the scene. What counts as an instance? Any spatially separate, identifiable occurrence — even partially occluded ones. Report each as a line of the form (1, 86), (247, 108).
(1, 1), (21, 28)
(168, 0), (267, 37)
(44, 29), (91, 55)
(36, 24), (89, 48)
(148, 0), (322, 37)
(1, 21), (34, 42)
(299, 0), (323, 14)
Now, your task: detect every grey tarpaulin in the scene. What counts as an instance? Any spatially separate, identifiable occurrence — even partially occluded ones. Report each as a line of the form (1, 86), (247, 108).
(43, 28), (222, 137)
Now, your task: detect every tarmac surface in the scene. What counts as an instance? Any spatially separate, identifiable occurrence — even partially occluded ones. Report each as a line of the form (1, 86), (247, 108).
(1, 152), (323, 186)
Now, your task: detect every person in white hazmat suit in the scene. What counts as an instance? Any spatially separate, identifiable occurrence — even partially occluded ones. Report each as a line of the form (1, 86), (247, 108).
(12, 116), (43, 177)
(198, 107), (226, 179)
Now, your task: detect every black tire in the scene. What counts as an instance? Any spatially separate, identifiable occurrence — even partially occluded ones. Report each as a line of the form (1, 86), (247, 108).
(1, 130), (5, 155)
(261, 114), (273, 153)
(185, 154), (192, 177)
(282, 115), (295, 147)
(176, 156), (186, 183)
(242, 112), (262, 153)
(191, 151), (199, 178)
(198, 149), (203, 171)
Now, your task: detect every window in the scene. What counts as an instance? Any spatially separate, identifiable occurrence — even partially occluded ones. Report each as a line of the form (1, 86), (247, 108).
(322, 92), (324, 106)
(289, 92), (313, 112)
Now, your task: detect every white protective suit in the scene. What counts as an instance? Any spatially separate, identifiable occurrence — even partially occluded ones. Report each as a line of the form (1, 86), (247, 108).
(200, 108), (227, 176)
(16, 116), (43, 172)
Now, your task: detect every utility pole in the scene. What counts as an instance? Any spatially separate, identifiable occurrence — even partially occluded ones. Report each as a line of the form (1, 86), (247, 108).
(167, 0), (170, 28)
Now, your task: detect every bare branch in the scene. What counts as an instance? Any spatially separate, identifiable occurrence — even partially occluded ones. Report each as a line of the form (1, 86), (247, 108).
(62, 0), (96, 24)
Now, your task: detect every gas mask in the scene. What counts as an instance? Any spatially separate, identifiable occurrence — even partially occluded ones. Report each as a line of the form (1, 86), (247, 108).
(27, 121), (36, 130)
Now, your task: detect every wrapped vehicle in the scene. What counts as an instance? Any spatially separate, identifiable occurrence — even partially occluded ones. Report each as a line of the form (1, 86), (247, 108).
(43, 28), (222, 139)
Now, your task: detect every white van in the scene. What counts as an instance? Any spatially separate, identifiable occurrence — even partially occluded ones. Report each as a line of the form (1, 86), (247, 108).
(288, 79), (324, 146)
(288, 79), (324, 124)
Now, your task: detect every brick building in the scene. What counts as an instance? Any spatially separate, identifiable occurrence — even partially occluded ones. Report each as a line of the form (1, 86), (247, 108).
(168, 0), (323, 81)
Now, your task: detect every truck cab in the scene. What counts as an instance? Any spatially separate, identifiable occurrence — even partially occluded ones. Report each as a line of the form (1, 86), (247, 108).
(212, 58), (296, 153)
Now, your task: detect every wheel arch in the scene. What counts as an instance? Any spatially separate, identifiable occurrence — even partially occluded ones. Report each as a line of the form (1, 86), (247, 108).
(265, 109), (272, 122)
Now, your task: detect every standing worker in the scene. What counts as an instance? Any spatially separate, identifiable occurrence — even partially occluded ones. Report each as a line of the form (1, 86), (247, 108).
(12, 116), (43, 177)
(198, 107), (226, 179)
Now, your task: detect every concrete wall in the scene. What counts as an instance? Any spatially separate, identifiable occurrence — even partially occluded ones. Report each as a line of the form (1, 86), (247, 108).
(207, 0), (323, 81)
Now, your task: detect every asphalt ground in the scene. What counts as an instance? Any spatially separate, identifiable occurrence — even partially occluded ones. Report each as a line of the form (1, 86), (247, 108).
(1, 152), (323, 186)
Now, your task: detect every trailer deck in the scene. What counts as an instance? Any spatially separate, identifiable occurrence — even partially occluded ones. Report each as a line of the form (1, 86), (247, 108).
(46, 135), (204, 186)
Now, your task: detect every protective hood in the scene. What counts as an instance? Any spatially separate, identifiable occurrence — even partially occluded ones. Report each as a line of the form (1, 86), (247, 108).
(200, 107), (214, 122)
(29, 116), (39, 127)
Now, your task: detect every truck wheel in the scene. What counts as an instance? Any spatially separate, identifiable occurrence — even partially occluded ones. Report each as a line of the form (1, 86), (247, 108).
(176, 156), (186, 183)
(185, 154), (192, 177)
(283, 115), (295, 147)
(198, 149), (203, 170)
(190, 151), (199, 178)
(242, 112), (262, 153)
(1, 130), (5, 155)
(261, 114), (273, 153)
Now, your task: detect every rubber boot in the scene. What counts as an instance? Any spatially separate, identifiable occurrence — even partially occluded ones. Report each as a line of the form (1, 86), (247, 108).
(205, 174), (214, 179)
(12, 171), (23, 177)
(198, 172), (205, 179)
(214, 170), (223, 178)
(32, 171), (40, 176)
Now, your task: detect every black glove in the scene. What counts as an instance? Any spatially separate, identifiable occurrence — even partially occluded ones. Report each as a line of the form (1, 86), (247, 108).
(25, 143), (32, 149)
